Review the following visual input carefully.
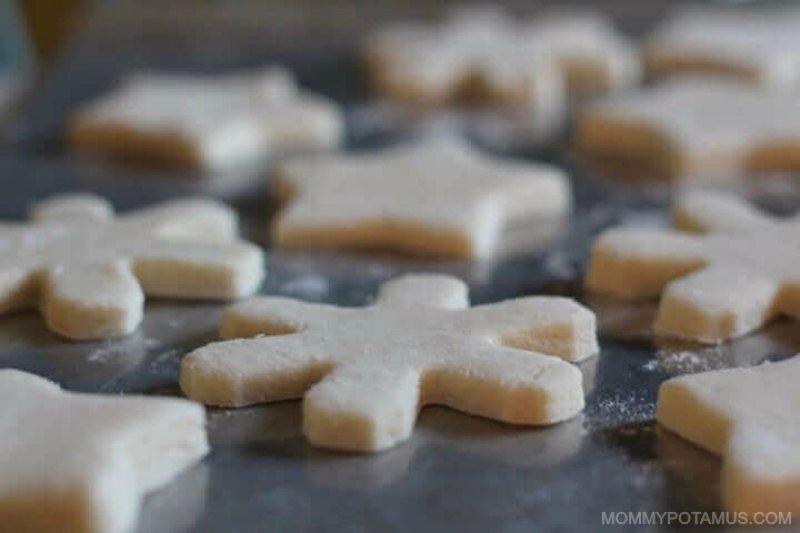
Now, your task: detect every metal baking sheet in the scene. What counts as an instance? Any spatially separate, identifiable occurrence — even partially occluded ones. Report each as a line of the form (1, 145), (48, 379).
(2, 5), (800, 532)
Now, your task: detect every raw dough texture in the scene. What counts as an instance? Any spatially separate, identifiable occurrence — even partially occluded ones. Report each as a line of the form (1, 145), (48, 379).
(586, 191), (800, 343)
(658, 354), (800, 516)
(0, 369), (208, 533)
(647, 7), (800, 87)
(367, 7), (638, 112)
(0, 193), (264, 340)
(181, 273), (598, 452)
(71, 66), (343, 172)
(272, 138), (571, 258)
(575, 79), (800, 180)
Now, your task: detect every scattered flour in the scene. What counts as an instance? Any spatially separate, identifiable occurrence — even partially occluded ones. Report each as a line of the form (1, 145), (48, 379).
(87, 335), (161, 363)
(656, 350), (712, 374)
(148, 348), (182, 373)
(586, 390), (656, 429)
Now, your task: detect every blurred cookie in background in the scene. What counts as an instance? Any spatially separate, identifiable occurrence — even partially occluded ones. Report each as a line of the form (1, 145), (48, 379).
(69, 66), (343, 173)
(574, 78), (800, 183)
(364, 6), (638, 147)
(646, 6), (800, 88)
(367, 5), (639, 108)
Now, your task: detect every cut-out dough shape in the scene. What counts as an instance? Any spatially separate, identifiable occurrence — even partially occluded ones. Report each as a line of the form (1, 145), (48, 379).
(647, 7), (800, 87)
(71, 66), (343, 172)
(272, 138), (571, 258)
(575, 79), (800, 181)
(658, 354), (800, 515)
(367, 7), (637, 111)
(520, 10), (639, 98)
(0, 193), (264, 340)
(0, 369), (208, 533)
(181, 273), (598, 452)
(586, 191), (800, 343)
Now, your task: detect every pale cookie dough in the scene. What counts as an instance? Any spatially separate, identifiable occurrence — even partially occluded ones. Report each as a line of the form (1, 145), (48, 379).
(658, 354), (800, 516)
(586, 191), (800, 343)
(647, 7), (800, 87)
(519, 10), (640, 98)
(575, 79), (800, 181)
(181, 273), (598, 452)
(272, 138), (571, 258)
(70, 66), (343, 172)
(0, 369), (208, 533)
(366, 7), (563, 116)
(0, 193), (264, 340)
(367, 7), (637, 106)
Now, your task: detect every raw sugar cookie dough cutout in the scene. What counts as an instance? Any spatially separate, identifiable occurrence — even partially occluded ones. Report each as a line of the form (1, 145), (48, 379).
(519, 10), (639, 98)
(575, 79), (800, 181)
(181, 273), (598, 452)
(658, 354), (800, 516)
(366, 6), (638, 109)
(366, 7), (563, 117)
(71, 66), (343, 172)
(646, 7), (800, 87)
(0, 193), (264, 340)
(272, 138), (571, 259)
(0, 369), (208, 533)
(586, 190), (800, 344)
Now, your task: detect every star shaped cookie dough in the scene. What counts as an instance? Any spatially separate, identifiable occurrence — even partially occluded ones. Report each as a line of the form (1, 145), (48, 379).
(658, 354), (800, 515)
(576, 79), (800, 181)
(647, 6), (800, 87)
(367, 7), (637, 109)
(181, 273), (598, 452)
(0, 369), (208, 533)
(519, 10), (640, 98)
(0, 193), (263, 340)
(272, 139), (571, 258)
(71, 66), (343, 172)
(367, 7), (562, 116)
(586, 191), (800, 343)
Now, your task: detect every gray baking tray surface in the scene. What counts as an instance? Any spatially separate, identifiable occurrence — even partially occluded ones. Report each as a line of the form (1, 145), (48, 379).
(2, 6), (799, 532)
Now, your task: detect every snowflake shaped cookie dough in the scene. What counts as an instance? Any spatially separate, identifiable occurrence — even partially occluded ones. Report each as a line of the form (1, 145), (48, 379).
(0, 369), (208, 533)
(0, 193), (263, 340)
(586, 191), (800, 343)
(367, 7), (637, 110)
(647, 7), (800, 87)
(71, 67), (343, 172)
(658, 354), (800, 515)
(181, 273), (598, 452)
(272, 138), (571, 258)
(576, 79), (800, 181)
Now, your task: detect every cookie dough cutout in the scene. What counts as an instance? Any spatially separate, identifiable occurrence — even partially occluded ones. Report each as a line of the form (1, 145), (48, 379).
(70, 67), (343, 172)
(366, 8), (562, 116)
(367, 7), (637, 110)
(646, 7), (800, 87)
(181, 273), (598, 452)
(658, 354), (800, 516)
(586, 191), (800, 343)
(575, 79), (800, 181)
(0, 193), (264, 340)
(272, 138), (571, 258)
(0, 369), (208, 533)
(520, 10), (640, 98)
